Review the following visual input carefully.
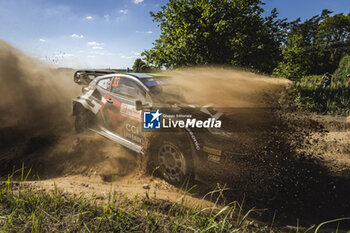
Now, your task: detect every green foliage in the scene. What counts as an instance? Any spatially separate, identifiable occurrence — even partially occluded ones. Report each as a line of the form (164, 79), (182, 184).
(132, 58), (152, 73)
(293, 76), (350, 115)
(142, 1), (350, 78)
(300, 75), (323, 83)
(143, 1), (350, 77)
(273, 34), (309, 79)
(315, 13), (350, 73)
(295, 86), (350, 115)
(333, 55), (350, 82)
(143, 0), (285, 73)
(275, 11), (350, 79)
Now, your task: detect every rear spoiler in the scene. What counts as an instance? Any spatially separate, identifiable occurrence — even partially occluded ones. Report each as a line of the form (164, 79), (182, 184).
(74, 69), (131, 85)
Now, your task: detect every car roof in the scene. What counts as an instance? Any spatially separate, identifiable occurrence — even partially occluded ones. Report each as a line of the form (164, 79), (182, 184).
(127, 73), (164, 79)
(94, 72), (168, 91)
(96, 73), (164, 80)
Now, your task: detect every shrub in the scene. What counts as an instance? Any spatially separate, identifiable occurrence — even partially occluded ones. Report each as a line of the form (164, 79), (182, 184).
(333, 55), (350, 82)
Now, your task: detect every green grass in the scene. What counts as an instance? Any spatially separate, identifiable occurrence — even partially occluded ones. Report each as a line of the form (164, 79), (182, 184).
(0, 169), (267, 232)
(291, 75), (350, 115)
(1, 167), (349, 232)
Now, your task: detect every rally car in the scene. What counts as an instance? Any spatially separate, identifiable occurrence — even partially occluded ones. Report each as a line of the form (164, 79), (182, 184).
(72, 71), (269, 184)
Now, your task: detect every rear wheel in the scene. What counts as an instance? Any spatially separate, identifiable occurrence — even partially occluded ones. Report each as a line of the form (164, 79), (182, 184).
(75, 107), (95, 133)
(75, 110), (88, 133)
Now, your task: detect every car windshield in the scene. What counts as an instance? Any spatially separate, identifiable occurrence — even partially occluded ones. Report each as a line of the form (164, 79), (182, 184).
(141, 77), (185, 104)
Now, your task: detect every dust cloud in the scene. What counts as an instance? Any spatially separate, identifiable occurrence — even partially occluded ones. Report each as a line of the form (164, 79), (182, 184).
(0, 41), (135, 179)
(0, 40), (80, 132)
(165, 67), (292, 108)
(0, 41), (291, 180)
(0, 41), (294, 183)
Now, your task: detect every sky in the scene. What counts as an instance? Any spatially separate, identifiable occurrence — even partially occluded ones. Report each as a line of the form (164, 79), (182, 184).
(0, 0), (349, 69)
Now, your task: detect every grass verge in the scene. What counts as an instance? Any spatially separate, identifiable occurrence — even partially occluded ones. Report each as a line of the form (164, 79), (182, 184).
(1, 167), (349, 232)
(0, 173), (268, 232)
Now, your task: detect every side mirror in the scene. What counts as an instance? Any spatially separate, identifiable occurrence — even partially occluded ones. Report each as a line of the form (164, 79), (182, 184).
(82, 86), (89, 94)
(136, 100), (143, 111)
(136, 100), (151, 111)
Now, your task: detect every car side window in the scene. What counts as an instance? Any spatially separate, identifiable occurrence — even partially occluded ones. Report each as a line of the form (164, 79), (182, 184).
(111, 77), (146, 100)
(97, 78), (112, 90)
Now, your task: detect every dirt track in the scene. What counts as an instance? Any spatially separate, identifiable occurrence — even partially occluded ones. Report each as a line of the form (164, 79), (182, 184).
(1, 40), (350, 229)
(1, 114), (350, 228)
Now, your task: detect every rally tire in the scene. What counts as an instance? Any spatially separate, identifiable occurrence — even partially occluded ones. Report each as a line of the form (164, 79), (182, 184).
(149, 135), (193, 185)
(75, 109), (93, 133)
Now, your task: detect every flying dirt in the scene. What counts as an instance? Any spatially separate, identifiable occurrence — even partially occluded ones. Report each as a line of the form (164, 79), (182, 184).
(0, 40), (136, 179)
(0, 40), (350, 228)
(165, 67), (292, 108)
(0, 41), (78, 130)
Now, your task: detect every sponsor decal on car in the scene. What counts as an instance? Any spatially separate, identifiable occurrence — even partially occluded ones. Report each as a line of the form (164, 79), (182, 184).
(208, 154), (221, 163)
(203, 146), (222, 156)
(185, 128), (200, 150)
(125, 123), (143, 144)
(120, 103), (141, 120)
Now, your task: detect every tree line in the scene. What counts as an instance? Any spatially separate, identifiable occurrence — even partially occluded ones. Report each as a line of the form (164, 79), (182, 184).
(133, 0), (350, 80)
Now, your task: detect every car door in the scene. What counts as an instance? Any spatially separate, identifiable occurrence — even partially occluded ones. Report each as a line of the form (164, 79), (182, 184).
(101, 76), (147, 145)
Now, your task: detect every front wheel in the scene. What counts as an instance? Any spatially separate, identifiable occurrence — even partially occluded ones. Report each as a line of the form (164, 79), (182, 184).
(150, 135), (193, 185)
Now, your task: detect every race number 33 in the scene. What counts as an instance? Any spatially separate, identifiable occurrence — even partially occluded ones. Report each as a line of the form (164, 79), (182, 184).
(112, 77), (120, 87)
